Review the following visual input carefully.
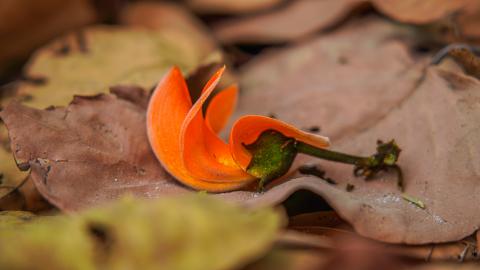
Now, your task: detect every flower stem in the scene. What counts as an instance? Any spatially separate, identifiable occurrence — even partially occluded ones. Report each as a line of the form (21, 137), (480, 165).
(296, 139), (403, 190)
(295, 141), (370, 166)
(245, 130), (403, 192)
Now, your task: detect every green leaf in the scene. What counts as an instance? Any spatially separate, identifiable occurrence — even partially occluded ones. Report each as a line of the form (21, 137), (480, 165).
(0, 195), (282, 270)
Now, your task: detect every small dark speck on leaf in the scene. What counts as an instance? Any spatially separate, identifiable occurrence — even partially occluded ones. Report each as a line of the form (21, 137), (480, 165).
(54, 41), (71, 56)
(20, 214), (33, 221)
(0, 173), (3, 184)
(338, 56), (349, 65)
(346, 183), (355, 192)
(268, 113), (277, 119)
(87, 222), (114, 254)
(17, 162), (30, 171)
(75, 30), (88, 53)
(324, 177), (336, 185)
(298, 164), (336, 185)
(20, 75), (47, 86)
(305, 126), (320, 133)
(20, 94), (34, 102)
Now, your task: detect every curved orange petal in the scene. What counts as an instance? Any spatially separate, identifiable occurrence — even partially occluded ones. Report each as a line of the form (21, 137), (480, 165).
(205, 85), (238, 134)
(230, 115), (330, 170)
(147, 67), (247, 191)
(180, 67), (255, 184)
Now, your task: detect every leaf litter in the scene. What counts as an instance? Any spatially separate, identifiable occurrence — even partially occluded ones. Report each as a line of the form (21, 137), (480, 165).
(2, 2), (480, 268)
(3, 15), (480, 246)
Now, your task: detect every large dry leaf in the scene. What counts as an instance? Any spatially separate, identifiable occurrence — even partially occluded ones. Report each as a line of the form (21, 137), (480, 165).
(185, 0), (284, 14)
(222, 67), (480, 244)
(235, 18), (426, 141)
(0, 90), (189, 211)
(0, 195), (281, 270)
(0, 0), (96, 75)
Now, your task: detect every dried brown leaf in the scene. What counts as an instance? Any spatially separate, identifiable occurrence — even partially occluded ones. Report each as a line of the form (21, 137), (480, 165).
(222, 67), (480, 244)
(0, 89), (188, 212)
(235, 18), (426, 142)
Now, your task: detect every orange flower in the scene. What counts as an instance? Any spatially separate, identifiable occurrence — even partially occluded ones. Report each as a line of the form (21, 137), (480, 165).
(147, 66), (330, 192)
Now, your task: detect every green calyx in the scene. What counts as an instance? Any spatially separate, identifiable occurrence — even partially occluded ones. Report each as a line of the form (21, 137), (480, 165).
(244, 130), (403, 192)
(244, 130), (298, 191)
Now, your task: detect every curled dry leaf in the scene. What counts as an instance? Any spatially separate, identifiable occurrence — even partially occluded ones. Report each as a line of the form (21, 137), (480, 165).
(0, 195), (282, 270)
(185, 0), (284, 14)
(222, 67), (480, 244)
(235, 18), (426, 142)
